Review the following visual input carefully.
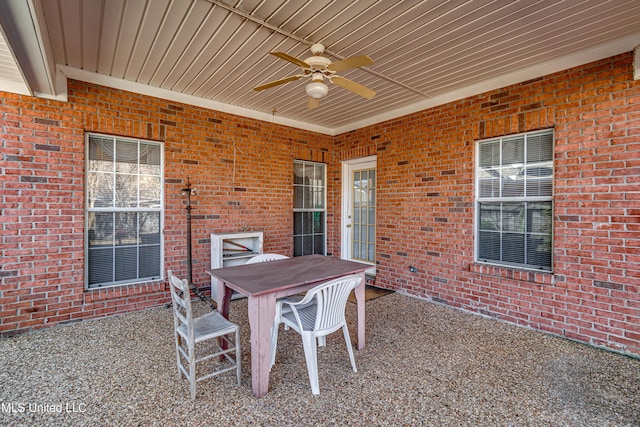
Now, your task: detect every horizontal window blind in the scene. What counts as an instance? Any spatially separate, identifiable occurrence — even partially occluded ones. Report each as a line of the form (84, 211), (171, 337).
(476, 130), (553, 271)
(86, 134), (163, 288)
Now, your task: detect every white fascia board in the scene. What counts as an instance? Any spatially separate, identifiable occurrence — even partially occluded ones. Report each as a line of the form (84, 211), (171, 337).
(58, 65), (335, 136)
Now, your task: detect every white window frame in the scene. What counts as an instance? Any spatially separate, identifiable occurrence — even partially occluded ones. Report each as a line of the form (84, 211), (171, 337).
(293, 160), (327, 256)
(85, 133), (164, 289)
(474, 129), (554, 272)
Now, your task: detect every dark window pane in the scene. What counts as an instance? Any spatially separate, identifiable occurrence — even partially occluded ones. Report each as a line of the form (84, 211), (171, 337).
(527, 202), (552, 234)
(502, 203), (524, 233)
(139, 212), (160, 244)
(88, 248), (113, 285)
(313, 235), (324, 255)
(313, 212), (325, 233)
(139, 245), (161, 278)
(294, 212), (303, 235)
(478, 231), (500, 261)
(302, 236), (313, 256)
(527, 235), (552, 269)
(115, 247), (137, 281)
(88, 212), (113, 247)
(302, 212), (313, 234)
(479, 203), (501, 231)
(293, 236), (303, 257)
(502, 233), (525, 264)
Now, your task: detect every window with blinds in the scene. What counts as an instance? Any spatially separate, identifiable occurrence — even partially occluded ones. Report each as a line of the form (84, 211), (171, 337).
(293, 160), (326, 256)
(85, 133), (163, 288)
(475, 129), (553, 271)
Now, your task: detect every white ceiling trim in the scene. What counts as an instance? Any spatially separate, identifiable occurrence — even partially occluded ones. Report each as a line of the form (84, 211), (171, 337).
(635, 44), (640, 80)
(59, 65), (335, 135)
(333, 34), (640, 135)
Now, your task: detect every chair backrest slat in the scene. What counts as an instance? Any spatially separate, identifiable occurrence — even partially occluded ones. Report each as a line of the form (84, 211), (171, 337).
(168, 270), (194, 338)
(245, 253), (288, 264)
(304, 275), (361, 332)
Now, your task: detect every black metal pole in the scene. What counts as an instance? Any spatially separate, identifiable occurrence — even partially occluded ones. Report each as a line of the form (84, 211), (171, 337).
(182, 180), (193, 285)
(181, 178), (216, 310)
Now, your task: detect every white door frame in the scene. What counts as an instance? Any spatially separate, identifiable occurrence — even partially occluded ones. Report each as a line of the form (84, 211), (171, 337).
(341, 155), (376, 272)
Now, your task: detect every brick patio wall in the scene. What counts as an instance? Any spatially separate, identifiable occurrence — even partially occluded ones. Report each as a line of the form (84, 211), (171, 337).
(1, 52), (638, 356)
(1, 80), (333, 334)
(334, 52), (639, 356)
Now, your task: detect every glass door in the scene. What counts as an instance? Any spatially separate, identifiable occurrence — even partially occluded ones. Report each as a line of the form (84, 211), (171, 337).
(342, 156), (376, 268)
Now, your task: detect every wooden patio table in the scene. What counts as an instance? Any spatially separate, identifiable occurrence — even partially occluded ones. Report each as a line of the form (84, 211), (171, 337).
(206, 254), (370, 398)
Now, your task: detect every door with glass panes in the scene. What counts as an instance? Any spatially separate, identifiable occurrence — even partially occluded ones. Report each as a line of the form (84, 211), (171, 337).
(341, 156), (376, 268)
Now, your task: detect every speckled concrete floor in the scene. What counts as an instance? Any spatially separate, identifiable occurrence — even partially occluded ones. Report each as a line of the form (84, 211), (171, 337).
(1, 292), (638, 426)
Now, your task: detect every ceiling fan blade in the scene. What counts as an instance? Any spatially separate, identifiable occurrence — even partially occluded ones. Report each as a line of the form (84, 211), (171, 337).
(327, 55), (374, 72)
(331, 76), (376, 99)
(307, 97), (320, 109)
(270, 52), (310, 68)
(253, 75), (303, 91)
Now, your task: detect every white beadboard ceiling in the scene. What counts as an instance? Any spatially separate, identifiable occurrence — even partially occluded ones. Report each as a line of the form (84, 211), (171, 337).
(1, 0), (639, 135)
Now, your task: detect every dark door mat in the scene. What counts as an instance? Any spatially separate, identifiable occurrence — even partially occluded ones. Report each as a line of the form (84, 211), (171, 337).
(348, 285), (394, 303)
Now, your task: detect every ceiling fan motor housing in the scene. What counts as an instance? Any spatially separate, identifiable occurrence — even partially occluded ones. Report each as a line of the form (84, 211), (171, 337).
(304, 55), (331, 69)
(309, 43), (325, 55)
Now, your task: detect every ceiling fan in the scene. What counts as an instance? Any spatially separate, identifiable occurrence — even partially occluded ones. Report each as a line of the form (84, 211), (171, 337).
(253, 43), (376, 109)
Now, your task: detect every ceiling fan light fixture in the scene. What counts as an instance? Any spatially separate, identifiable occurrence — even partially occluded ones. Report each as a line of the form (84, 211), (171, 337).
(306, 81), (328, 99)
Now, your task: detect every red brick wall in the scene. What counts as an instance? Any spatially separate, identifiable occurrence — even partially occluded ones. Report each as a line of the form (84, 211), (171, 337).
(334, 52), (639, 356)
(1, 52), (638, 356)
(1, 80), (332, 335)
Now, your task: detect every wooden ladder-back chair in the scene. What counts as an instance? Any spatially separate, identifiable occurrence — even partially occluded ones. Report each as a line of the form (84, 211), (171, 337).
(168, 270), (241, 399)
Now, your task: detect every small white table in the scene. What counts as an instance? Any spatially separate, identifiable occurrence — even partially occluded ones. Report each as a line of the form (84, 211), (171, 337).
(206, 254), (370, 398)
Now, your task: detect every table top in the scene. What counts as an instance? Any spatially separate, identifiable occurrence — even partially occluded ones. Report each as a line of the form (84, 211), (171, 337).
(206, 254), (370, 297)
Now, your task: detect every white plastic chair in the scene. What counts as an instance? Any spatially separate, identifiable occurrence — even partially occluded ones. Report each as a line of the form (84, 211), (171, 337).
(244, 253), (289, 264)
(270, 274), (362, 395)
(168, 270), (241, 400)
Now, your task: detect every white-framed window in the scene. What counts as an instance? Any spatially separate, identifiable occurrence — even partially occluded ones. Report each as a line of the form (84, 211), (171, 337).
(85, 133), (164, 288)
(475, 129), (553, 271)
(293, 160), (326, 256)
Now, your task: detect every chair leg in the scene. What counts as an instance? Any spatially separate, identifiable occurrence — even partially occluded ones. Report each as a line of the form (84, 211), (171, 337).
(175, 336), (183, 380)
(301, 332), (320, 395)
(235, 328), (242, 385)
(188, 343), (197, 400)
(342, 325), (357, 373)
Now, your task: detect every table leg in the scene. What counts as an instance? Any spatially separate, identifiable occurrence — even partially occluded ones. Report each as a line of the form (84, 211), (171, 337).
(247, 293), (277, 398)
(215, 279), (234, 357)
(214, 278), (232, 318)
(354, 271), (366, 350)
